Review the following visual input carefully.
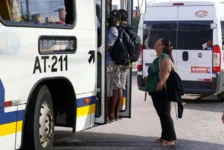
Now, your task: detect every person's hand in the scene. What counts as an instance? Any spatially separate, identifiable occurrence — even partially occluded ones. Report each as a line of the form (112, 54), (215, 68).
(156, 82), (163, 92)
(222, 112), (224, 124)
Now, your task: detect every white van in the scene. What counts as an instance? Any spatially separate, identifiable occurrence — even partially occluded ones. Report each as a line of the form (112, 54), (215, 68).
(136, 0), (224, 100)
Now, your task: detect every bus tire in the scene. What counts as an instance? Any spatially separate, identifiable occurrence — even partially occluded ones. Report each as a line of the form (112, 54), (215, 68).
(24, 85), (54, 150)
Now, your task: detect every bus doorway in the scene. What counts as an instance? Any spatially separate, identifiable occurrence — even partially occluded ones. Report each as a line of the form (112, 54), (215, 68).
(95, 0), (133, 124)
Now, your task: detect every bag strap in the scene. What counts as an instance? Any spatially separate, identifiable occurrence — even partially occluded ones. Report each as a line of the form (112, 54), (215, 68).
(144, 90), (147, 101)
(159, 56), (162, 79)
(159, 55), (179, 120)
(158, 55), (177, 76)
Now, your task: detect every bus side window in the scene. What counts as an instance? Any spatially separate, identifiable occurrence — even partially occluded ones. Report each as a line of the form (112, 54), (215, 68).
(0, 0), (12, 21)
(0, 0), (75, 26)
(64, 0), (74, 24)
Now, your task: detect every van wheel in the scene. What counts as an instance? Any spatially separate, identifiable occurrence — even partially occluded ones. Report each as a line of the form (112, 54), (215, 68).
(23, 85), (54, 150)
(217, 93), (224, 101)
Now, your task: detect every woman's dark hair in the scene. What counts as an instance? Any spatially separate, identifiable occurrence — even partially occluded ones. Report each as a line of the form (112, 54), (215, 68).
(119, 9), (128, 21)
(161, 38), (174, 62)
(108, 10), (121, 27)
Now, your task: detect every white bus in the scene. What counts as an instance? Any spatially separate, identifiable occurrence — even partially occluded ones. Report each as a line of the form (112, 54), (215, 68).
(0, 0), (134, 149)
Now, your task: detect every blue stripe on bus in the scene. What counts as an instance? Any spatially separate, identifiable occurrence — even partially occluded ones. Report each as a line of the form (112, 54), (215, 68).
(0, 96), (97, 125)
(0, 79), (5, 108)
(0, 79), (25, 125)
(0, 110), (24, 124)
(0, 79), (96, 125)
(76, 96), (97, 108)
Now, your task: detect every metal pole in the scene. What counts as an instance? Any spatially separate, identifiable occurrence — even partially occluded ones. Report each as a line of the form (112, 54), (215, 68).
(120, 0), (126, 10)
(21, 1), (24, 20)
(126, 0), (134, 119)
(26, 0), (29, 21)
(137, 0), (140, 14)
(127, 0), (133, 25)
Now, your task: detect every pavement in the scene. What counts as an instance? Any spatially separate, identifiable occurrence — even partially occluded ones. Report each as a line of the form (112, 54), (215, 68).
(53, 75), (224, 150)
(132, 68), (137, 76)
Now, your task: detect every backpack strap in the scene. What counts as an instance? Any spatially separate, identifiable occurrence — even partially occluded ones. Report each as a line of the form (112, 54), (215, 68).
(117, 26), (132, 68)
(158, 56), (163, 81)
(144, 90), (147, 101)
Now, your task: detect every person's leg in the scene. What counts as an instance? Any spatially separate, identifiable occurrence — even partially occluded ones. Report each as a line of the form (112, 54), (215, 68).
(109, 65), (119, 121)
(109, 89), (118, 121)
(159, 92), (176, 146)
(114, 66), (129, 119)
(150, 92), (166, 142)
(106, 72), (112, 122)
(106, 64), (115, 121)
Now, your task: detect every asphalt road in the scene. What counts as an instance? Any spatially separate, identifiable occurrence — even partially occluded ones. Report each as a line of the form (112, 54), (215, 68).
(53, 74), (224, 150)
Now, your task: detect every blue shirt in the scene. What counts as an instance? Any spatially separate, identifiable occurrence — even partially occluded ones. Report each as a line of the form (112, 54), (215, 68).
(106, 26), (119, 65)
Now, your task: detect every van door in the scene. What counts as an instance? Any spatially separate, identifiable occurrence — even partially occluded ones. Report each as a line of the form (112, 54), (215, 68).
(176, 6), (214, 93)
(142, 6), (178, 79)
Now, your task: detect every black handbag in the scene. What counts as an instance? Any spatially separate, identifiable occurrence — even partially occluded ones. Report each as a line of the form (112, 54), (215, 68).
(158, 57), (184, 102)
(166, 70), (184, 102)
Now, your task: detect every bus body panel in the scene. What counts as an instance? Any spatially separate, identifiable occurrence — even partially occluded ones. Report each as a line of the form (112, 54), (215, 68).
(0, 106), (17, 150)
(0, 0), (97, 149)
(0, 0), (134, 149)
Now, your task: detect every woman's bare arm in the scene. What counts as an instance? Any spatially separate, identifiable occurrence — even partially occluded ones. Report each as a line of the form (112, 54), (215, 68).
(159, 58), (172, 86)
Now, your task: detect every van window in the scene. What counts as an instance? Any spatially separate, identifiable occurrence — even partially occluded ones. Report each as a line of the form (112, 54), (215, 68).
(143, 21), (177, 49)
(177, 21), (213, 50)
(221, 21), (224, 50)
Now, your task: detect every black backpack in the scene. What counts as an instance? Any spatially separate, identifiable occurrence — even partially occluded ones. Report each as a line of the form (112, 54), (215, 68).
(120, 24), (141, 63)
(110, 25), (141, 65)
(110, 26), (130, 65)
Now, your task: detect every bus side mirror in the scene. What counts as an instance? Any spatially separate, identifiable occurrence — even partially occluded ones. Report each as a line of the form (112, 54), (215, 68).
(140, 0), (147, 14)
(210, 23), (217, 29)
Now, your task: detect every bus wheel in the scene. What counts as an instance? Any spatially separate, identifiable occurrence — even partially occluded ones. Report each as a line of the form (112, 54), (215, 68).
(34, 85), (54, 150)
(24, 85), (54, 150)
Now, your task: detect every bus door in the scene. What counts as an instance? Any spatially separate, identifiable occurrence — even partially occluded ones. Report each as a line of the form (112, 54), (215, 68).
(95, 0), (107, 124)
(116, 0), (132, 118)
(95, 0), (132, 124)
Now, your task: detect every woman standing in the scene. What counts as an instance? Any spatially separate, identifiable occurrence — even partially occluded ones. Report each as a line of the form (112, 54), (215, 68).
(147, 38), (177, 146)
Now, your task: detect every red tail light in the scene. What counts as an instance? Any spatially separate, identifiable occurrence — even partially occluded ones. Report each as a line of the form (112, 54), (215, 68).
(136, 45), (143, 70)
(212, 45), (221, 72)
(136, 64), (142, 70)
(204, 79), (211, 82)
